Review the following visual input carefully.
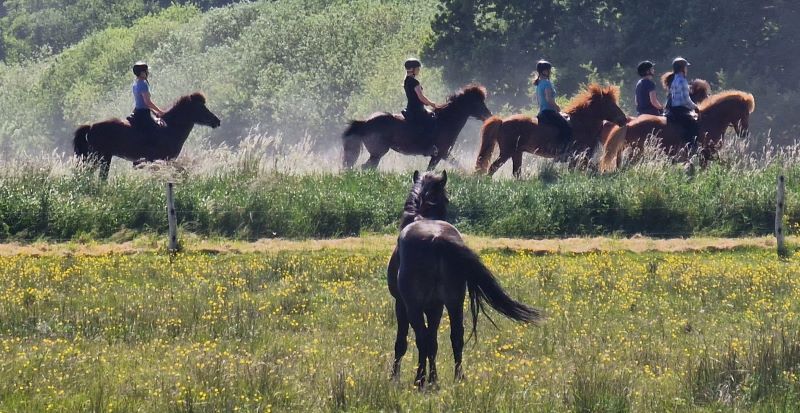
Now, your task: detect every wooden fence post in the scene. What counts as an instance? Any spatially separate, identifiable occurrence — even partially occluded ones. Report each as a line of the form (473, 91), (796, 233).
(166, 182), (178, 252)
(775, 174), (786, 256)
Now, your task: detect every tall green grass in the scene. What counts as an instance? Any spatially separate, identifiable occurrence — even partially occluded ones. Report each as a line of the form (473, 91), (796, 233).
(0, 136), (797, 241)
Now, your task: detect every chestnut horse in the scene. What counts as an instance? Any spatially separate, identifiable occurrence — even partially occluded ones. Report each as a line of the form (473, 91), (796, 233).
(342, 85), (492, 171)
(73, 92), (221, 179)
(474, 84), (628, 178)
(600, 90), (755, 172)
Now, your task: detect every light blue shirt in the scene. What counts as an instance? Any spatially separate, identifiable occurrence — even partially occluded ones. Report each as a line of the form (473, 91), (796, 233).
(132, 79), (150, 110)
(669, 73), (697, 110)
(536, 79), (557, 113)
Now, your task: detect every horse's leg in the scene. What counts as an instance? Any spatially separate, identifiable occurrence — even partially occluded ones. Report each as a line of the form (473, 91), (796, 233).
(362, 154), (384, 170)
(445, 301), (465, 381)
(391, 298), (409, 380)
(426, 156), (442, 171)
(424, 305), (444, 386)
(487, 153), (511, 176)
(406, 307), (428, 388)
(99, 155), (112, 181)
(511, 151), (523, 179)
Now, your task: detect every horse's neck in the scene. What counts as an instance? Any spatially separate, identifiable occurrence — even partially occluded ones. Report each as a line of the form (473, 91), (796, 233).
(162, 115), (195, 155)
(568, 108), (603, 141)
(436, 105), (470, 140)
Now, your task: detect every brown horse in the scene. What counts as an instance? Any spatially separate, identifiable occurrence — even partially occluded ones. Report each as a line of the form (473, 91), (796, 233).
(600, 90), (755, 171)
(73, 92), (221, 179)
(342, 85), (492, 171)
(387, 170), (541, 388)
(474, 84), (628, 178)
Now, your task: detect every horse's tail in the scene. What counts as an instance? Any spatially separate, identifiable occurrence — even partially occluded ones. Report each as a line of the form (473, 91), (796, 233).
(475, 116), (503, 173)
(73, 125), (91, 160)
(342, 120), (365, 169)
(599, 125), (628, 173)
(443, 242), (542, 340)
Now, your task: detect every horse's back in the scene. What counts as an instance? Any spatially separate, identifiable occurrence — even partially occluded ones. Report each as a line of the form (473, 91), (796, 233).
(399, 219), (463, 247)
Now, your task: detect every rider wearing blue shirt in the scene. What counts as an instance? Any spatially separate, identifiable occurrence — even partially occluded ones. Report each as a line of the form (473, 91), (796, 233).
(665, 57), (700, 151)
(635, 61), (663, 116)
(128, 61), (165, 136)
(534, 60), (571, 149)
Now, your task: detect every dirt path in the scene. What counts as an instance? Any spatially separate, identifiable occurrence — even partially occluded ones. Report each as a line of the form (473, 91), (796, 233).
(0, 235), (791, 256)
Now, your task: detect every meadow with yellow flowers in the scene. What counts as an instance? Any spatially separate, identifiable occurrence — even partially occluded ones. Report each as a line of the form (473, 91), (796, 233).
(0, 243), (798, 412)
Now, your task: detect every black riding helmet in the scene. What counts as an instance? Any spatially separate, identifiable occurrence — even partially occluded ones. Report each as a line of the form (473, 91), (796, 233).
(536, 60), (552, 74)
(637, 60), (654, 77)
(672, 57), (690, 72)
(132, 61), (149, 76)
(404, 58), (422, 70)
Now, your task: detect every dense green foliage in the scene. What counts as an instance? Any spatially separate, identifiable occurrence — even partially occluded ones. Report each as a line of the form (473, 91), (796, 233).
(0, 161), (797, 241)
(426, 0), (800, 141)
(1, 248), (799, 411)
(0, 0), (238, 62)
(0, 0), (443, 151)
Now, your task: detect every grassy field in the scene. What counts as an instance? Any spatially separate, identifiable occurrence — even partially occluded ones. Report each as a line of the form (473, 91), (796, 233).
(1, 137), (798, 241)
(1, 241), (799, 412)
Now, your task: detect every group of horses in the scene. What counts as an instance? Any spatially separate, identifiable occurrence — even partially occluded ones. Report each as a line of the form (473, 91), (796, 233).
(342, 81), (755, 177)
(71, 79), (753, 180)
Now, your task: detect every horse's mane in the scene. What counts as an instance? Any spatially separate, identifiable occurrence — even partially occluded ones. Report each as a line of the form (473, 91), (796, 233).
(437, 84), (487, 112)
(564, 83), (619, 115)
(698, 90), (755, 113)
(400, 171), (448, 229)
(660, 72), (674, 90)
(172, 92), (206, 108)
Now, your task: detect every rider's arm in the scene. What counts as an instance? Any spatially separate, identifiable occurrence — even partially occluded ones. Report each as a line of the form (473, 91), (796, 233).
(141, 91), (165, 116)
(414, 85), (437, 109)
(545, 87), (561, 112)
(649, 91), (664, 110)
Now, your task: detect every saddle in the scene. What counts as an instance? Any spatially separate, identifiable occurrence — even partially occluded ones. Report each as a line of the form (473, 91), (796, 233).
(401, 109), (437, 151)
(127, 111), (166, 142)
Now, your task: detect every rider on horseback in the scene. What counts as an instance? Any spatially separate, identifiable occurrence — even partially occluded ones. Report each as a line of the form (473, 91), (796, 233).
(665, 57), (700, 152)
(635, 61), (664, 116)
(403, 58), (439, 149)
(128, 61), (165, 138)
(534, 60), (572, 151)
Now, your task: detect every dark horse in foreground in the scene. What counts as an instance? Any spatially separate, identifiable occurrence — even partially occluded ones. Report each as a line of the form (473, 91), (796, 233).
(342, 85), (492, 171)
(73, 92), (221, 179)
(387, 170), (542, 388)
(475, 84), (628, 178)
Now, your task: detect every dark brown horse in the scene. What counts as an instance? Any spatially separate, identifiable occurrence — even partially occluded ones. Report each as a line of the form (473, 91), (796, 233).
(387, 170), (541, 388)
(342, 85), (492, 171)
(73, 92), (221, 179)
(474, 84), (627, 178)
(600, 90), (755, 171)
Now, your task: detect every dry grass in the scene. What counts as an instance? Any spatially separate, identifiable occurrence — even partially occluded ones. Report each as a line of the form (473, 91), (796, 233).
(0, 235), (793, 257)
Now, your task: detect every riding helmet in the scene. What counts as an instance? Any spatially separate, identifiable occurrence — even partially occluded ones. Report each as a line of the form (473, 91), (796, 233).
(132, 61), (149, 76)
(672, 57), (690, 72)
(536, 60), (552, 74)
(637, 60), (654, 76)
(404, 58), (422, 70)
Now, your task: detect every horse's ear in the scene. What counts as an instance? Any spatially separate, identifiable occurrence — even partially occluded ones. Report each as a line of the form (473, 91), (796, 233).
(412, 170), (420, 183)
(440, 170), (447, 186)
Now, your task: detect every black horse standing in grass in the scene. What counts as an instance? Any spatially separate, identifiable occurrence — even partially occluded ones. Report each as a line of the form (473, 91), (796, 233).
(73, 92), (221, 179)
(387, 170), (542, 388)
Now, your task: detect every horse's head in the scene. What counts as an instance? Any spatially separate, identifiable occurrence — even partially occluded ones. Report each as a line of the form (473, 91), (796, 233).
(443, 84), (492, 121)
(594, 84), (628, 126)
(402, 170), (448, 227)
(690, 79), (711, 104)
(170, 93), (221, 128)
